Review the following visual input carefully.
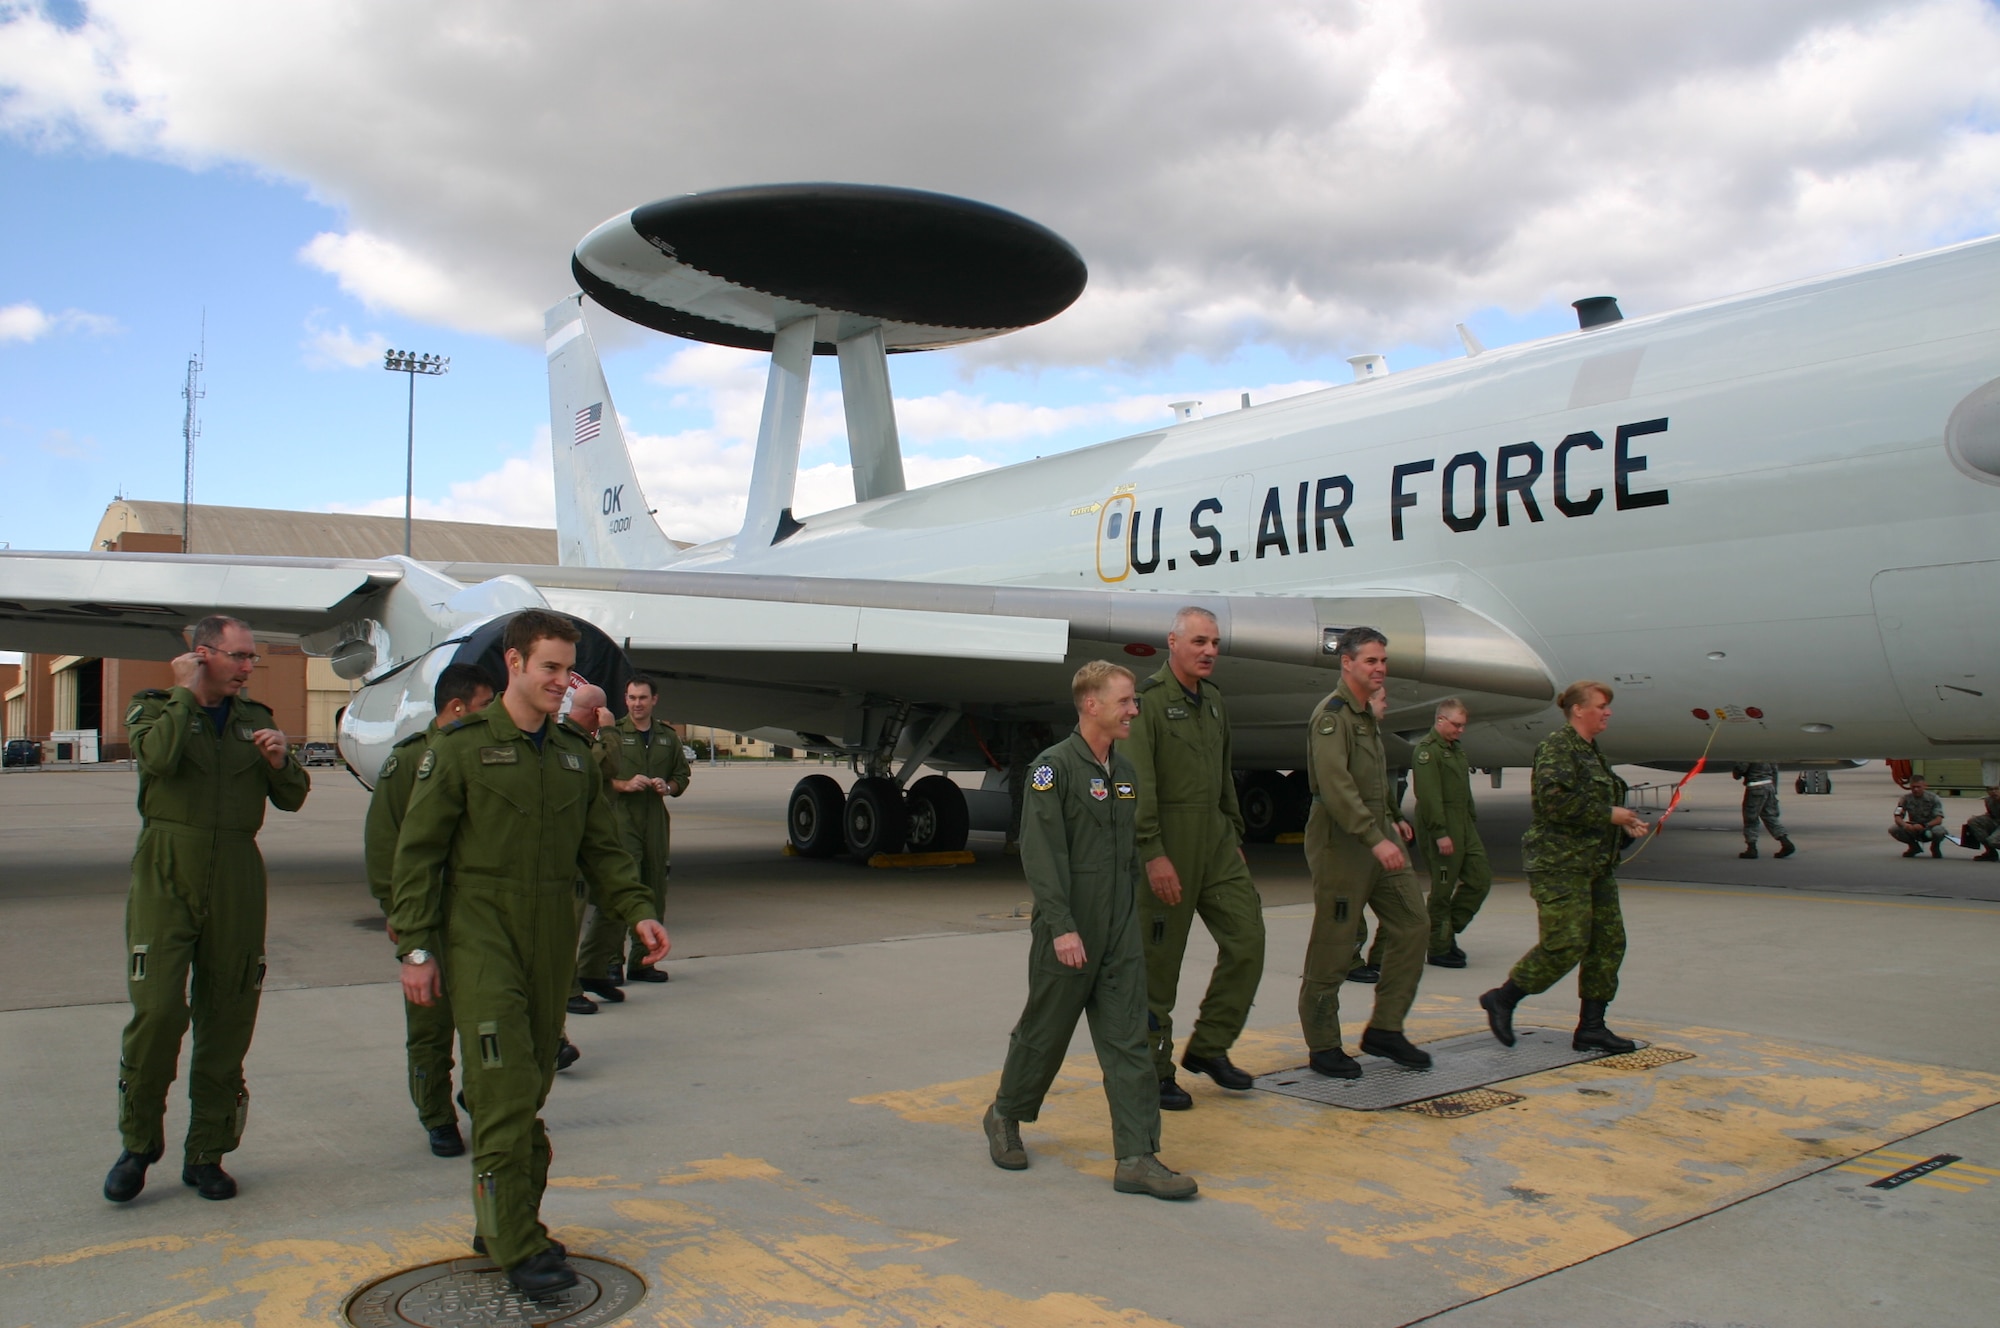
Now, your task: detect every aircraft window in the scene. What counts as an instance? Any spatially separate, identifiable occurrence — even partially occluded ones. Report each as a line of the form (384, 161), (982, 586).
(1106, 511), (1124, 540)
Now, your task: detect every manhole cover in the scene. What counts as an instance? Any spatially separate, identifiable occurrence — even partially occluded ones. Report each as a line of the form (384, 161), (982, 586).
(344, 1255), (645, 1328)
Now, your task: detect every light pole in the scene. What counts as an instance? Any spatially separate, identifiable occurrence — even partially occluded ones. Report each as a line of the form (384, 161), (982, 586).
(382, 349), (450, 557)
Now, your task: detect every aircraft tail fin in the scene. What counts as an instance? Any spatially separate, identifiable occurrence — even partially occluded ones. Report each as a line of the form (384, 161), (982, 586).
(546, 296), (680, 569)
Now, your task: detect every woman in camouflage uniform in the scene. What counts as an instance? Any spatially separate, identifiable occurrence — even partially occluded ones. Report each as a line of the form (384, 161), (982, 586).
(1479, 681), (1652, 1054)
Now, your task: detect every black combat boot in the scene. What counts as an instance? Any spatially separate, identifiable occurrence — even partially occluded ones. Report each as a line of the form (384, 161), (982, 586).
(1158, 1076), (1193, 1111)
(1307, 1046), (1363, 1079)
(1976, 847), (1998, 862)
(427, 1123), (465, 1157)
(182, 1162), (237, 1200)
(1901, 842), (1921, 857)
(1573, 1000), (1638, 1054)
(505, 1246), (579, 1296)
(102, 1146), (162, 1203)
(1738, 844), (1757, 859)
(1479, 980), (1526, 1046)
(1774, 838), (1797, 858)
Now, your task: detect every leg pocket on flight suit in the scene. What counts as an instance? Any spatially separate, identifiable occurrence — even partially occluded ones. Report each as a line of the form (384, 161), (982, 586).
(476, 1020), (504, 1069)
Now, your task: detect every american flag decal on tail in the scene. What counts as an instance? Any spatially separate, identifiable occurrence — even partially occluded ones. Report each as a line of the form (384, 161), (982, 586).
(573, 402), (603, 445)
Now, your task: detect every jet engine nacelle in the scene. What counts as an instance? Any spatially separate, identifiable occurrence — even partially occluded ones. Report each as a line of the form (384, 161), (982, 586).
(335, 604), (637, 788)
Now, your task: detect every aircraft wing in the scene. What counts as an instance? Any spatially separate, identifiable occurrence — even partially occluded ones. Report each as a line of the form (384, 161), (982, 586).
(0, 552), (403, 660)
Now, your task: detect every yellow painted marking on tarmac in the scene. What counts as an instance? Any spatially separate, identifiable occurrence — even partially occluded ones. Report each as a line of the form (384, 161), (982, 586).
(1909, 1175), (1975, 1192)
(17, 1164), (1174, 1327)
(1951, 1161), (2000, 1177)
(659, 1152), (787, 1185)
(1621, 883), (2000, 915)
(859, 1003), (2000, 1297)
(546, 1173), (644, 1189)
(0, 1234), (194, 1271)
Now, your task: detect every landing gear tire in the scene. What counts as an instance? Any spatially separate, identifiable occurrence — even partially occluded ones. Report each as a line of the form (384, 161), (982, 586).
(904, 775), (971, 854)
(1239, 770), (1291, 843)
(787, 775), (846, 858)
(843, 777), (909, 859)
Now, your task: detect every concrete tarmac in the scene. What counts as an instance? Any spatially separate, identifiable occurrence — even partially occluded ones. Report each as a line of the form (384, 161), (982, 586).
(2, 759), (1996, 1326)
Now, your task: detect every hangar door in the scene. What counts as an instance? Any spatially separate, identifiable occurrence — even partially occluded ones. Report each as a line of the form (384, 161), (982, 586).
(1872, 561), (2000, 743)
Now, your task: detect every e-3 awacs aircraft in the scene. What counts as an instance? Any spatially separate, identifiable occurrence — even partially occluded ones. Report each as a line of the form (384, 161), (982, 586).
(4, 183), (1998, 857)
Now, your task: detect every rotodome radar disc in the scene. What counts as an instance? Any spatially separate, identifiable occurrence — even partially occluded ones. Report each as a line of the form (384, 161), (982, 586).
(571, 183), (1088, 353)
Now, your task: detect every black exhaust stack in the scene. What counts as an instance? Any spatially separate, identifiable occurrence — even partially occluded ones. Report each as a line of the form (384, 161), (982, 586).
(1572, 296), (1623, 329)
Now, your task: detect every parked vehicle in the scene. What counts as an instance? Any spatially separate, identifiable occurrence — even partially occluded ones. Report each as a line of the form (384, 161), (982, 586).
(301, 742), (340, 767)
(3, 739), (42, 768)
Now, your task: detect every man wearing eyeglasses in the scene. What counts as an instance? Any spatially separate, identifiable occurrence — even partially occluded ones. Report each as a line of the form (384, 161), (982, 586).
(103, 615), (310, 1205)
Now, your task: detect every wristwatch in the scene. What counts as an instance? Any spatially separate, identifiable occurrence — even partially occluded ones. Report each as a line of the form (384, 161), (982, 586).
(402, 949), (433, 966)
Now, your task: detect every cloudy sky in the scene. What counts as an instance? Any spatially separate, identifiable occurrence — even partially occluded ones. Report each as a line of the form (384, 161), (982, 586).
(3, 0), (1999, 555)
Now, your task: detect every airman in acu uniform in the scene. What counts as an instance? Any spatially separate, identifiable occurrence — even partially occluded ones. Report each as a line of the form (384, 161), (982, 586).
(1411, 698), (1492, 966)
(103, 616), (309, 1205)
(576, 673), (690, 992)
(1296, 628), (1433, 1078)
(984, 661), (1197, 1201)
(1123, 608), (1265, 1108)
(363, 663), (495, 1157)
(389, 611), (666, 1296)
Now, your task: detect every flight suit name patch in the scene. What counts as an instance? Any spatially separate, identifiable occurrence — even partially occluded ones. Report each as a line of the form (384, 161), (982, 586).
(1089, 777), (1108, 801)
(479, 746), (518, 765)
(1166, 706), (1188, 719)
(560, 752), (583, 771)
(1030, 764), (1055, 792)
(237, 725), (255, 740)
(1115, 781), (1136, 799)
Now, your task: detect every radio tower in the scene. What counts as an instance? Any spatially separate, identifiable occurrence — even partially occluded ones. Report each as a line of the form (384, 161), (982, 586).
(180, 316), (204, 553)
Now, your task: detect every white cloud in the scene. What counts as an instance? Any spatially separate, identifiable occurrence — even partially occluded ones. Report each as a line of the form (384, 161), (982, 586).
(0, 300), (118, 343)
(300, 313), (389, 369)
(12, 2), (1996, 360)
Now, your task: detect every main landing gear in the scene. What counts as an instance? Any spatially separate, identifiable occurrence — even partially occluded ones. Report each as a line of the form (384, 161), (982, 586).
(1237, 770), (1310, 842)
(786, 772), (972, 859)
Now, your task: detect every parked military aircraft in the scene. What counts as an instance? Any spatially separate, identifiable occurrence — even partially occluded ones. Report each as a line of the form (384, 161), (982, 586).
(4, 184), (1997, 856)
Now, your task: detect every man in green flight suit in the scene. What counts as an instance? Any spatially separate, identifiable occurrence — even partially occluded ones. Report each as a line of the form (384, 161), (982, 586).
(1296, 627), (1433, 1078)
(576, 673), (690, 995)
(983, 660), (1198, 1200)
(1124, 607), (1265, 1109)
(1411, 697), (1492, 968)
(103, 615), (311, 1205)
(390, 610), (667, 1296)
(364, 662), (495, 1158)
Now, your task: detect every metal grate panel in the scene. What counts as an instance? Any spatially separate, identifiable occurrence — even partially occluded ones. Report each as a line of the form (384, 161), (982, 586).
(1586, 1045), (1694, 1071)
(1253, 1028), (1646, 1110)
(1400, 1087), (1526, 1118)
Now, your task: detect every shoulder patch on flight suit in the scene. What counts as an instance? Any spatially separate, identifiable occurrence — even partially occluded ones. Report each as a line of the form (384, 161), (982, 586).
(479, 746), (517, 765)
(1317, 719), (1337, 734)
(1417, 750), (1431, 763)
(1030, 764), (1055, 792)
(1089, 777), (1108, 801)
(125, 702), (145, 724)
(380, 754), (398, 778)
(1115, 781), (1136, 799)
(560, 752), (583, 771)
(417, 749), (437, 778)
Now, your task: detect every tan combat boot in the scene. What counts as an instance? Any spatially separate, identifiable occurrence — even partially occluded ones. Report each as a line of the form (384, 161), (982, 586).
(1113, 1153), (1197, 1199)
(983, 1103), (1027, 1170)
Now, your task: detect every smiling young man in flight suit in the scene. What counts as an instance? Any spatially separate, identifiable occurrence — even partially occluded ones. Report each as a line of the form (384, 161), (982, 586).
(576, 672), (689, 994)
(983, 660), (1197, 1200)
(1296, 626), (1433, 1078)
(364, 662), (495, 1158)
(103, 615), (310, 1205)
(390, 610), (667, 1296)
(1123, 607), (1265, 1109)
